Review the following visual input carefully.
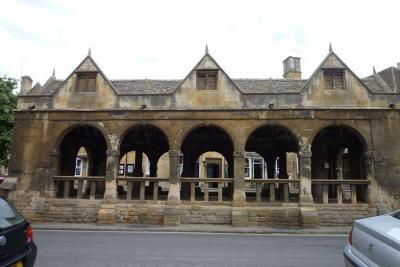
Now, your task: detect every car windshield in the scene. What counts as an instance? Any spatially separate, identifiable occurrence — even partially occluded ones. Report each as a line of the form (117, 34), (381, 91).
(0, 198), (25, 230)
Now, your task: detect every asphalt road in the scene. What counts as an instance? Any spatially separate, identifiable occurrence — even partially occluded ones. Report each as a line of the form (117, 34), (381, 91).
(34, 230), (347, 267)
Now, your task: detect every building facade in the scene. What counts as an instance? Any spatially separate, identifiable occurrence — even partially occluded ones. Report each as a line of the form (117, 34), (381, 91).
(4, 46), (400, 227)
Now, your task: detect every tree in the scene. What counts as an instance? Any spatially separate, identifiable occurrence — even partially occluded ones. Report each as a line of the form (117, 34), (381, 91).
(0, 76), (17, 166)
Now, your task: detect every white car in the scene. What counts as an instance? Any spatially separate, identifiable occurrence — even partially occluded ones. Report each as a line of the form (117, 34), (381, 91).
(344, 210), (400, 266)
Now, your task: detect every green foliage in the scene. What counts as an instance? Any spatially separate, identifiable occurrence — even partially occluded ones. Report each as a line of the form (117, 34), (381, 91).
(0, 76), (17, 166)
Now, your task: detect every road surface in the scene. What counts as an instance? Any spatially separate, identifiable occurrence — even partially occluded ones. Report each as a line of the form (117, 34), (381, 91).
(34, 230), (347, 267)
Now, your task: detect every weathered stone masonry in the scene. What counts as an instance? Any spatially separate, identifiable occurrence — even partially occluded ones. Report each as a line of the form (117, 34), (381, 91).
(3, 47), (400, 227)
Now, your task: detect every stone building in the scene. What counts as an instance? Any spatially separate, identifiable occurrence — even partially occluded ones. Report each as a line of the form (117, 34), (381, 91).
(4, 45), (400, 227)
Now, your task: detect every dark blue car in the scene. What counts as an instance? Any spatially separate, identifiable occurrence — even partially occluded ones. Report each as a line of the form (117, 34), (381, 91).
(0, 197), (37, 267)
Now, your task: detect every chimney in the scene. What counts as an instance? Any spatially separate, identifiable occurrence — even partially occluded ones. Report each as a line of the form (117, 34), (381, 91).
(283, 56), (301, 79)
(20, 76), (32, 95)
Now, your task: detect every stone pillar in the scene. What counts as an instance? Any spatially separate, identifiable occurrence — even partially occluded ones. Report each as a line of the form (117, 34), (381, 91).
(46, 149), (59, 197)
(133, 150), (144, 177)
(149, 156), (158, 177)
(364, 151), (378, 215)
(164, 150), (182, 226)
(299, 149), (313, 203)
(232, 151), (248, 226)
(298, 147), (319, 228)
(98, 149), (119, 224)
(104, 149), (119, 201)
(278, 153), (288, 179)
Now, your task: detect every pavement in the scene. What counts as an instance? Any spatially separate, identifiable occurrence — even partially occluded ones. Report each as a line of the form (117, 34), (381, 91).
(32, 223), (351, 235)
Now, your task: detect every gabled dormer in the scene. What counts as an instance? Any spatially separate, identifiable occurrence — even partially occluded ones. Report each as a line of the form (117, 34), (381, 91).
(173, 46), (242, 109)
(301, 44), (371, 108)
(52, 49), (118, 109)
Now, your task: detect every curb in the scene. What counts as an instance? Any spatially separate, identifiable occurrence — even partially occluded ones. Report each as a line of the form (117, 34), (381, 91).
(32, 223), (351, 235)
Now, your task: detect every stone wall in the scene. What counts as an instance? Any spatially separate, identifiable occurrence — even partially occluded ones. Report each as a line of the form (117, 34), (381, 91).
(180, 204), (232, 224)
(316, 204), (370, 226)
(247, 206), (301, 227)
(115, 203), (165, 224)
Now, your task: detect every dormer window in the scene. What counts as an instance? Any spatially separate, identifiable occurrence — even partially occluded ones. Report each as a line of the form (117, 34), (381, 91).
(76, 72), (97, 92)
(197, 70), (218, 90)
(324, 69), (345, 90)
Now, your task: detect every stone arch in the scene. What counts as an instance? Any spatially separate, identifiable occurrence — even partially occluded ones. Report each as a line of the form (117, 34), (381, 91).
(179, 123), (237, 152)
(119, 124), (170, 177)
(245, 123), (301, 153)
(119, 122), (172, 152)
(180, 125), (234, 177)
(57, 124), (108, 176)
(245, 124), (299, 179)
(311, 124), (367, 180)
(53, 122), (111, 153)
(308, 123), (369, 153)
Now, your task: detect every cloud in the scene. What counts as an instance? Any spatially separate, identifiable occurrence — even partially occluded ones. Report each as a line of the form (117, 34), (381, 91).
(0, 0), (399, 86)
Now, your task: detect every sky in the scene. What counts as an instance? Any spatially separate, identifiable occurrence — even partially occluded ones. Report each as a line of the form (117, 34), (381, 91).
(0, 0), (400, 87)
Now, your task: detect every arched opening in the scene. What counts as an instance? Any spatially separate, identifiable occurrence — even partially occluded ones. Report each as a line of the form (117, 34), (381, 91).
(245, 125), (299, 202)
(118, 125), (170, 200)
(181, 126), (234, 201)
(57, 125), (107, 198)
(311, 125), (367, 203)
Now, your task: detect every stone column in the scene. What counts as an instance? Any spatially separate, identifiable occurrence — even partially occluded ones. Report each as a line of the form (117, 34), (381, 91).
(364, 151), (377, 215)
(298, 147), (319, 228)
(164, 150), (182, 226)
(149, 156), (158, 177)
(47, 149), (59, 197)
(97, 149), (119, 224)
(104, 149), (119, 202)
(298, 149), (313, 203)
(133, 150), (144, 177)
(278, 153), (289, 179)
(232, 151), (248, 226)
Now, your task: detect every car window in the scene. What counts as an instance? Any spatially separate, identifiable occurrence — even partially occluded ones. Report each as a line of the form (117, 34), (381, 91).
(392, 210), (400, 220)
(0, 198), (25, 229)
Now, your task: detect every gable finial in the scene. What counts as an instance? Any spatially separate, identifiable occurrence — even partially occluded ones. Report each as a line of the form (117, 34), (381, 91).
(88, 47), (91, 57)
(373, 65), (376, 75)
(205, 44), (209, 54)
(329, 43), (333, 53)
(52, 67), (56, 77)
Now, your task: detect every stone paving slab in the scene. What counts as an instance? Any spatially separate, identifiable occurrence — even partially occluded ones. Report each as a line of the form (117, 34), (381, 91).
(32, 223), (351, 235)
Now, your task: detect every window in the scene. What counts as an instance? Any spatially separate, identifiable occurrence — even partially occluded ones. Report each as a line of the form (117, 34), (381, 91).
(324, 69), (345, 90)
(245, 158), (251, 178)
(197, 70), (218, 90)
(76, 72), (97, 92)
(253, 159), (263, 179)
(75, 158), (82, 176)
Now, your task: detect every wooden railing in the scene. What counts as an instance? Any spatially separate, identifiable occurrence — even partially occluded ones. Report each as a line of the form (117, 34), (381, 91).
(180, 178), (234, 202)
(245, 179), (301, 203)
(53, 176), (106, 199)
(311, 179), (369, 204)
(116, 177), (169, 201)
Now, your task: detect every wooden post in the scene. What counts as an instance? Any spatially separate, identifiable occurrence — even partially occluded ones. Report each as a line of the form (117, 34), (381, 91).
(63, 180), (70, 198)
(90, 181), (96, 200)
(77, 180), (83, 199)
(269, 184), (275, 202)
(256, 183), (261, 203)
(190, 182), (195, 202)
(351, 185), (357, 204)
(337, 185), (343, 204)
(153, 181), (158, 201)
(127, 182), (133, 200)
(323, 184), (329, 204)
(140, 181), (145, 201)
(284, 183), (289, 203)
